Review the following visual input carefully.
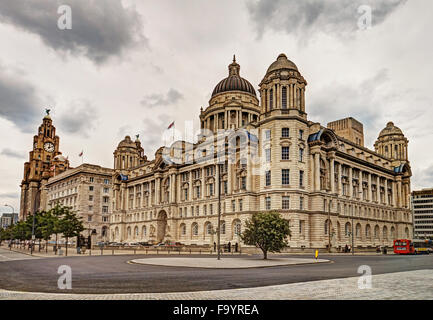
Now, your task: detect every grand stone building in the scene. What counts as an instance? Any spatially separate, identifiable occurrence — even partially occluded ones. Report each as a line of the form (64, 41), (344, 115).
(109, 54), (413, 249)
(20, 112), (70, 220)
(44, 164), (114, 242)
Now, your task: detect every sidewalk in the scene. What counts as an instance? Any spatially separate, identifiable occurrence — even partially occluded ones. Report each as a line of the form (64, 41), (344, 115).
(0, 244), (391, 259)
(1, 269), (432, 300)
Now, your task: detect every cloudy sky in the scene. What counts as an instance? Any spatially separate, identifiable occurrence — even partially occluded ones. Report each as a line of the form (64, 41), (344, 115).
(0, 0), (432, 214)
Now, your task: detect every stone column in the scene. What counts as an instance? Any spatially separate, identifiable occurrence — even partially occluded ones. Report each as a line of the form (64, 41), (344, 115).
(188, 171), (193, 201)
(330, 156), (335, 194)
(155, 178), (160, 204)
(384, 179), (388, 205)
(314, 152), (320, 191)
(368, 173), (372, 202)
(397, 178), (402, 207)
(227, 161), (233, 194)
(376, 176), (381, 204)
(348, 166), (353, 198)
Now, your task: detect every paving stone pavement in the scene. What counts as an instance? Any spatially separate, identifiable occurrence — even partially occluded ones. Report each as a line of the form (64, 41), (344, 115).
(0, 269), (432, 300)
(130, 257), (329, 268)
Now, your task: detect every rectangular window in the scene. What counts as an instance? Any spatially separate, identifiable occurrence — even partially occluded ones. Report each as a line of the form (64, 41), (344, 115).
(299, 148), (304, 162)
(209, 204), (213, 215)
(239, 199), (243, 211)
(89, 177), (94, 182)
(265, 149), (271, 162)
(282, 128), (289, 138)
(265, 170), (271, 186)
(102, 206), (108, 213)
(300, 197), (304, 210)
(191, 206), (194, 216)
(299, 220), (305, 235)
(223, 181), (228, 194)
(282, 169), (290, 185)
(184, 188), (188, 201)
(89, 186), (94, 191)
(241, 177), (246, 190)
(203, 205), (207, 215)
(265, 196), (271, 210)
(282, 87), (287, 109)
(88, 205), (93, 211)
(104, 179), (109, 184)
(282, 196), (290, 209)
(299, 129), (304, 140)
(265, 129), (271, 141)
(209, 184), (214, 196)
(282, 146), (290, 160)
(196, 205), (200, 216)
(103, 187), (109, 193)
(88, 215), (92, 222)
(232, 200), (236, 212)
(89, 195), (93, 201)
(196, 186), (201, 198)
(300, 170), (304, 187)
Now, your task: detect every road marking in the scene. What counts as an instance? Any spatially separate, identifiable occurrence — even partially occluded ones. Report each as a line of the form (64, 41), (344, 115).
(0, 254), (13, 260)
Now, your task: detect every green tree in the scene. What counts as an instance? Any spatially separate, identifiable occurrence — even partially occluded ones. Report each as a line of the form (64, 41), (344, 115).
(40, 210), (61, 253)
(241, 212), (291, 259)
(59, 207), (84, 256)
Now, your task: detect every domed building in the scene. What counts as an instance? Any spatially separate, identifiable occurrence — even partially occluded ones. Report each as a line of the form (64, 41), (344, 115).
(47, 53), (409, 251)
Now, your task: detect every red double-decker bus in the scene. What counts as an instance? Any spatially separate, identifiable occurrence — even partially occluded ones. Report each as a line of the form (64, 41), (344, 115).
(393, 239), (415, 254)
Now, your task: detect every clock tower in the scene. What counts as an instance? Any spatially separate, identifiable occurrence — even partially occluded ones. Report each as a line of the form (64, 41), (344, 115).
(19, 111), (70, 220)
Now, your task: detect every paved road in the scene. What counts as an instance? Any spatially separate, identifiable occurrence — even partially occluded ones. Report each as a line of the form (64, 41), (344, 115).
(0, 248), (432, 294)
(0, 248), (39, 262)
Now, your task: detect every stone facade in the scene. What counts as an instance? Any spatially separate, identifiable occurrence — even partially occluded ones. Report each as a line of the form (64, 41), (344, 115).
(19, 112), (70, 220)
(109, 54), (413, 250)
(43, 164), (114, 242)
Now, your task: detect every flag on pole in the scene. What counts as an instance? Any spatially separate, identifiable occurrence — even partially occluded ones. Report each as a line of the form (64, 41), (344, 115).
(167, 121), (175, 129)
(78, 151), (83, 157)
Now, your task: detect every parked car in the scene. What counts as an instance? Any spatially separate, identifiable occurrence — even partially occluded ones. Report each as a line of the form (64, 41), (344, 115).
(153, 242), (165, 248)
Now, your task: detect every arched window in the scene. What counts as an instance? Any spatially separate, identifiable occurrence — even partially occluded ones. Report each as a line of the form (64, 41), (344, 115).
(356, 224), (361, 237)
(234, 220), (242, 236)
(192, 223), (198, 236)
(374, 225), (380, 238)
(221, 221), (226, 235)
(383, 226), (388, 239)
(391, 227), (395, 239)
(345, 222), (351, 237)
(142, 226), (147, 237)
(180, 224), (186, 236)
(206, 223), (213, 235)
(127, 227), (131, 238)
(365, 224), (371, 238)
(134, 226), (139, 237)
(282, 86), (287, 109)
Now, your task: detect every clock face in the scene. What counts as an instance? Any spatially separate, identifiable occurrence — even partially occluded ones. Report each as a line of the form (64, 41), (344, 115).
(44, 142), (55, 153)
